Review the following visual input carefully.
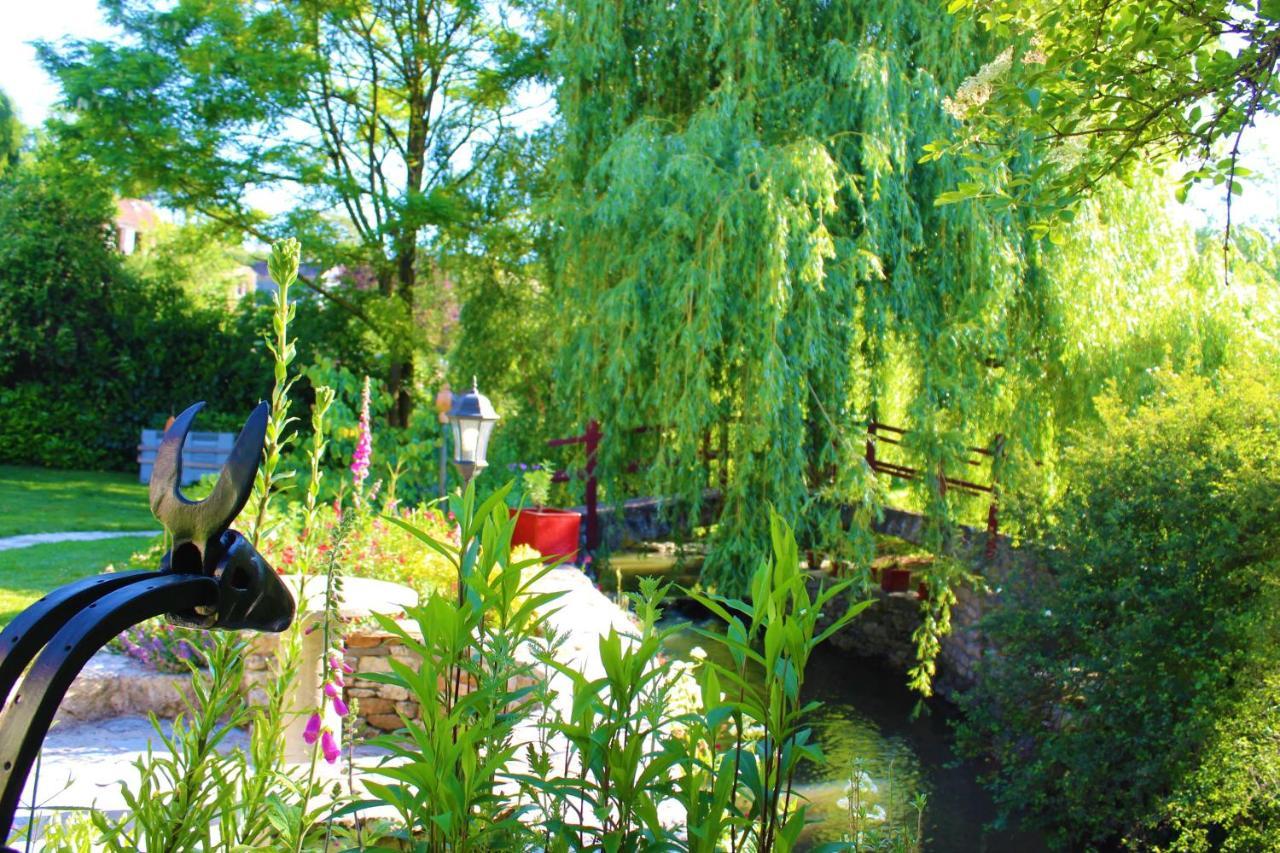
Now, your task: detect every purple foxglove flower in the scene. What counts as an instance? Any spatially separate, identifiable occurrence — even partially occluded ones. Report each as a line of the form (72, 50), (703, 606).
(332, 695), (349, 717)
(351, 377), (373, 494)
(303, 712), (322, 745)
(321, 728), (341, 764)
(330, 654), (354, 675)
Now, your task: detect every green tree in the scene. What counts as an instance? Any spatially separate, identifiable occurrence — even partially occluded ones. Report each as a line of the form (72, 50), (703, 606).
(549, 0), (1057, 592)
(443, 128), (570, 474)
(0, 153), (269, 468)
(40, 0), (541, 426)
(956, 368), (1280, 849)
(929, 0), (1280, 241)
(0, 89), (23, 174)
(124, 220), (252, 308)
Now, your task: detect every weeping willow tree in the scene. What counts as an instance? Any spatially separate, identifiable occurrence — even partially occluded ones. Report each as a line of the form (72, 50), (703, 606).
(547, 0), (1057, 593)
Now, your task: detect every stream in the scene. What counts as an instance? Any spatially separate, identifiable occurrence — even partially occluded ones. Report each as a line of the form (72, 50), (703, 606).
(660, 610), (1046, 852)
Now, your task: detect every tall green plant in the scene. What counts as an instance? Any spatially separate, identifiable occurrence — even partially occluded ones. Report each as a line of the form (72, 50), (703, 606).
(351, 480), (561, 849)
(92, 238), (328, 851)
(685, 512), (870, 851)
(249, 238), (302, 545)
(353, 496), (868, 851)
(956, 367), (1280, 849)
(90, 637), (248, 852)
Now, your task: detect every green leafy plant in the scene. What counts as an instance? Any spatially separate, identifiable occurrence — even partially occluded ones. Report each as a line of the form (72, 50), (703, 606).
(956, 367), (1280, 849)
(684, 512), (871, 851)
(506, 461), (554, 508)
(348, 479), (559, 849)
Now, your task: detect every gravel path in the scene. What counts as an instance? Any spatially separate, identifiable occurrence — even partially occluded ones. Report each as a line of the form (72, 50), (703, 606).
(0, 530), (158, 552)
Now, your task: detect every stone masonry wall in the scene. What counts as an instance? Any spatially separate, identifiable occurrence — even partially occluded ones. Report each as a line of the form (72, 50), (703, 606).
(810, 542), (1050, 701)
(244, 625), (429, 734)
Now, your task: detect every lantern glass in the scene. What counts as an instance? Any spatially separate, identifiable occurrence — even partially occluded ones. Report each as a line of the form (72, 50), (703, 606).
(446, 378), (499, 484)
(450, 416), (495, 469)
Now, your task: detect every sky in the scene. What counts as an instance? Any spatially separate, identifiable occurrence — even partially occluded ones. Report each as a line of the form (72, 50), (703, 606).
(3, 0), (1276, 230)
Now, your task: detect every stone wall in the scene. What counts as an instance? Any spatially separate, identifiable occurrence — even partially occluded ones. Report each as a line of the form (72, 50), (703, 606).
(244, 625), (429, 734)
(810, 543), (1049, 701)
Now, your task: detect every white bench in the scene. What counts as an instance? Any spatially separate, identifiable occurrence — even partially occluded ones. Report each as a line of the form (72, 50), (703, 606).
(137, 428), (235, 485)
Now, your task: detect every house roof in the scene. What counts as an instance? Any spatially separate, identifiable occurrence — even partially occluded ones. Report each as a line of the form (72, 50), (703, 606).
(115, 198), (159, 232)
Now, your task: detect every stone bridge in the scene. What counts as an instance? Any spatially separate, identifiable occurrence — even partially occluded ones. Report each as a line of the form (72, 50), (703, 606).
(581, 490), (1020, 575)
(577, 490), (1040, 700)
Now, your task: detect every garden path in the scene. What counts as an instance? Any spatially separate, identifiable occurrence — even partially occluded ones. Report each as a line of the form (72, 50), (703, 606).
(0, 530), (157, 552)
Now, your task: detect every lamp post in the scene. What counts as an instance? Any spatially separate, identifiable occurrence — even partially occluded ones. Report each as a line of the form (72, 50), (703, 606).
(434, 383), (453, 498)
(446, 377), (499, 488)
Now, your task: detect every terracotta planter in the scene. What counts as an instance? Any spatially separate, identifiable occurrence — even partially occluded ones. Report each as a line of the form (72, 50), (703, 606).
(509, 507), (581, 563)
(880, 567), (913, 593)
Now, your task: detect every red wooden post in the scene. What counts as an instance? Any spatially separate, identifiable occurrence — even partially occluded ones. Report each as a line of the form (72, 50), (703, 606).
(584, 419), (601, 552)
(985, 433), (1005, 559)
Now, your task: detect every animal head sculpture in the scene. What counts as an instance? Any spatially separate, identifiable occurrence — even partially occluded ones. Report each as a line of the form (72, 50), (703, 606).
(0, 401), (295, 847)
(150, 401), (295, 632)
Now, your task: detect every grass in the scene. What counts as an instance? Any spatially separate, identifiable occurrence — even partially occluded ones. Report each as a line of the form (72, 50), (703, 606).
(0, 465), (156, 537)
(0, 536), (158, 628)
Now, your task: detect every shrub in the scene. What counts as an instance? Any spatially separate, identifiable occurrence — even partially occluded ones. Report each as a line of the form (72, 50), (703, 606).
(955, 368), (1280, 849)
(0, 161), (270, 468)
(259, 503), (460, 599)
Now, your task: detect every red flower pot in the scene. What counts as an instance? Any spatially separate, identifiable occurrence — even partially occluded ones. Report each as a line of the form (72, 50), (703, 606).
(509, 507), (581, 563)
(880, 567), (912, 593)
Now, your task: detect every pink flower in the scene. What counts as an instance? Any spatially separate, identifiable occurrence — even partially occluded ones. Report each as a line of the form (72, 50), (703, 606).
(351, 377), (373, 497)
(324, 680), (346, 711)
(303, 712), (322, 745)
(321, 728), (341, 764)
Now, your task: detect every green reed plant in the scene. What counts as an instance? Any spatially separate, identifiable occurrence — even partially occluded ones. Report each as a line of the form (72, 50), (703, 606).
(348, 480), (560, 850)
(685, 510), (870, 853)
(248, 237), (301, 546)
(92, 239), (336, 851)
(90, 636), (248, 851)
(526, 578), (684, 849)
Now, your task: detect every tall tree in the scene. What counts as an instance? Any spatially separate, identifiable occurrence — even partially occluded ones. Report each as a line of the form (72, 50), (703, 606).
(40, 0), (540, 425)
(549, 0), (1053, 592)
(0, 90), (23, 174)
(930, 0), (1280, 244)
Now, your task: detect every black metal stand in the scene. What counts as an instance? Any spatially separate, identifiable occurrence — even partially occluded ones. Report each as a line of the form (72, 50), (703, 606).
(0, 401), (296, 847)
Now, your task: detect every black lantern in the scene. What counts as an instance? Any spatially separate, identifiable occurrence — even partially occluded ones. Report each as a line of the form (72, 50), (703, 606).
(447, 378), (499, 485)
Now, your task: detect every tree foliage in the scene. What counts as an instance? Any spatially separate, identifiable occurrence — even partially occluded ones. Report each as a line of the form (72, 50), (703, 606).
(0, 157), (268, 468)
(40, 0), (541, 425)
(0, 89), (22, 175)
(443, 128), (572, 476)
(930, 0), (1280, 238)
(956, 368), (1280, 850)
(548, 0), (1068, 591)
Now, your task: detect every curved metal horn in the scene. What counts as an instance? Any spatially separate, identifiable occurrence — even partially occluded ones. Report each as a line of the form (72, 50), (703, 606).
(0, 571), (164, 714)
(0, 574), (217, 842)
(149, 401), (269, 569)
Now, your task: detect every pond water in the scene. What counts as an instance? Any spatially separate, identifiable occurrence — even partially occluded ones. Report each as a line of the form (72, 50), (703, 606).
(660, 608), (1045, 852)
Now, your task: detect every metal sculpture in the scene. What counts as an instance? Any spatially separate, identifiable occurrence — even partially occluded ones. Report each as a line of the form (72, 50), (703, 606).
(0, 402), (295, 848)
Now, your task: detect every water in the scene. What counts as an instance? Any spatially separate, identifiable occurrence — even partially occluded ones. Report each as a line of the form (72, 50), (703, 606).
(661, 611), (1045, 852)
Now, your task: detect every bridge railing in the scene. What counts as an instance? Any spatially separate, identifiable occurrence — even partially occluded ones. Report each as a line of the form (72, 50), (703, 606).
(544, 422), (727, 554)
(546, 419), (1003, 558)
(865, 421), (1004, 554)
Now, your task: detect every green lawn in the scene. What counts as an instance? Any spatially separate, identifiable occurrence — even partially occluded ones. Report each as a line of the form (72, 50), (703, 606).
(0, 465), (156, 537)
(0, 536), (159, 628)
